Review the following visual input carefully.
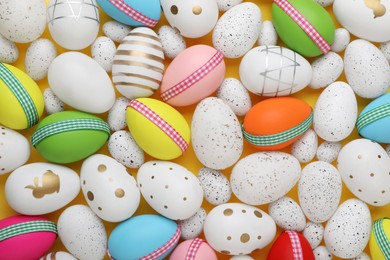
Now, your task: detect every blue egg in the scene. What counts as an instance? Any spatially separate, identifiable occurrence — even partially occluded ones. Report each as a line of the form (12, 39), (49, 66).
(108, 214), (180, 260)
(357, 92), (390, 143)
(97, 0), (161, 27)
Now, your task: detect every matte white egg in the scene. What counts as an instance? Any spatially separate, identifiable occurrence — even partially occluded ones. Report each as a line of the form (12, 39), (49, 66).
(316, 141), (341, 163)
(0, 35), (19, 63)
(40, 251), (77, 260)
(380, 40), (390, 62)
(258, 20), (278, 46)
(291, 129), (318, 163)
(25, 39), (58, 81)
(91, 36), (116, 72)
(350, 252), (371, 260)
(48, 52), (115, 114)
(303, 222), (324, 249)
(313, 246), (332, 260)
(331, 28), (350, 53)
(157, 26), (186, 59)
(315, 0), (334, 7)
(310, 52), (343, 89)
(103, 20), (132, 43)
(231, 152), (301, 205)
(268, 196), (306, 232)
(217, 78), (252, 117)
(192, 97), (243, 170)
(43, 88), (65, 115)
(198, 167), (232, 205)
(213, 3), (262, 59)
(217, 0), (243, 12)
(107, 97), (130, 131)
(177, 207), (206, 240)
(5, 163), (80, 215)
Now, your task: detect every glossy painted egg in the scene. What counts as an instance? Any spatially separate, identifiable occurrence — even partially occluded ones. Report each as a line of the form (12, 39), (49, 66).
(303, 222), (324, 249)
(177, 208), (207, 240)
(0, 35), (19, 64)
(291, 129), (318, 163)
(169, 239), (218, 260)
(310, 51), (343, 90)
(25, 39), (58, 81)
(158, 26), (186, 60)
(198, 167), (232, 206)
(268, 196), (306, 232)
(369, 218), (390, 260)
(108, 130), (144, 168)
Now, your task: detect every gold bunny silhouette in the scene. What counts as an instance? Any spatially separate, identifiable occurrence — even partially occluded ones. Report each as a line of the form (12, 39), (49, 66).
(365, 0), (386, 18)
(25, 170), (60, 199)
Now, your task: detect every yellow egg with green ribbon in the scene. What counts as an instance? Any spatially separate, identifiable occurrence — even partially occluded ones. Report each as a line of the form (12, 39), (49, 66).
(370, 218), (390, 260)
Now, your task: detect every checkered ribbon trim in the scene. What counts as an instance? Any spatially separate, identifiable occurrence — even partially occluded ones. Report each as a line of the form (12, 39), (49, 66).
(108, 0), (158, 27)
(373, 218), (390, 259)
(273, 0), (330, 54)
(161, 51), (224, 102)
(128, 100), (188, 154)
(31, 118), (110, 146)
(0, 63), (39, 128)
(356, 103), (390, 132)
(286, 230), (303, 260)
(185, 238), (204, 260)
(139, 226), (181, 260)
(242, 111), (313, 146)
(0, 220), (57, 242)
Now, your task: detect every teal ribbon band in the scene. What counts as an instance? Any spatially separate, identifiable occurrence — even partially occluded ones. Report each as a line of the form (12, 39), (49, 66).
(356, 103), (390, 132)
(0, 220), (57, 242)
(373, 218), (390, 259)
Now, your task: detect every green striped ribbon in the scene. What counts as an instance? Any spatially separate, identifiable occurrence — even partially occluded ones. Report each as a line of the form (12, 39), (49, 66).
(373, 218), (390, 259)
(0, 220), (57, 242)
(242, 112), (313, 146)
(31, 118), (110, 146)
(0, 63), (39, 128)
(356, 103), (390, 132)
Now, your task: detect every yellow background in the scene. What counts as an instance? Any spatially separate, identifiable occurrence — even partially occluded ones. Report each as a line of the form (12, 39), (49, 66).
(0, 0), (389, 259)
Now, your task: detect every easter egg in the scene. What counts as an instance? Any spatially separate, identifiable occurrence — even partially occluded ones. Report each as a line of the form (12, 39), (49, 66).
(161, 45), (225, 107)
(316, 141), (341, 163)
(303, 222), (324, 249)
(0, 63), (44, 130)
(177, 208), (207, 240)
(112, 27), (165, 100)
(126, 98), (190, 160)
(91, 36), (116, 72)
(310, 52), (344, 90)
(369, 217), (390, 260)
(31, 111), (110, 164)
(291, 129), (318, 163)
(272, 0), (335, 57)
(267, 230), (314, 260)
(357, 92), (390, 143)
(198, 167), (232, 206)
(331, 28), (350, 53)
(108, 130), (144, 168)
(97, 0), (161, 27)
(158, 26), (187, 59)
(40, 251), (77, 260)
(25, 39), (58, 81)
(268, 196), (306, 232)
(0, 35), (19, 64)
(43, 88), (64, 115)
(107, 97), (130, 131)
(242, 97), (313, 151)
(103, 21), (132, 43)
(0, 215), (57, 260)
(108, 214), (180, 260)
(170, 238), (218, 260)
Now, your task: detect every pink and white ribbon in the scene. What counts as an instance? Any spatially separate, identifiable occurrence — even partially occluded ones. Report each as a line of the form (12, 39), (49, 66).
(185, 238), (204, 260)
(286, 230), (304, 260)
(140, 226), (181, 260)
(108, 0), (158, 27)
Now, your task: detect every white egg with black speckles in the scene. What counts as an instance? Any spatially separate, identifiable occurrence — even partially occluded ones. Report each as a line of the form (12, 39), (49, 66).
(313, 82), (357, 142)
(108, 130), (144, 169)
(310, 52), (343, 89)
(303, 222), (324, 249)
(380, 41), (390, 62)
(268, 196), (306, 232)
(198, 167), (232, 205)
(257, 20), (278, 46)
(216, 0), (243, 12)
(344, 39), (390, 99)
(213, 3), (262, 59)
(157, 26), (186, 60)
(316, 141), (341, 163)
(43, 88), (65, 115)
(315, 0), (334, 7)
(230, 256), (254, 260)
(107, 97), (130, 131)
(313, 246), (332, 260)
(25, 38), (58, 81)
(91, 36), (116, 72)
(217, 78), (252, 117)
(291, 129), (318, 163)
(177, 207), (206, 240)
(102, 21), (132, 43)
(298, 161), (342, 223)
(0, 35), (19, 63)
(350, 252), (371, 260)
(386, 144), (390, 157)
(192, 97), (243, 170)
(331, 28), (350, 53)
(324, 199), (371, 259)
(57, 204), (107, 260)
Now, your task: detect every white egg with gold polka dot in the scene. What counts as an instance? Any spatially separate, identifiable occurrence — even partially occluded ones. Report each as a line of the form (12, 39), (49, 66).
(80, 154), (140, 222)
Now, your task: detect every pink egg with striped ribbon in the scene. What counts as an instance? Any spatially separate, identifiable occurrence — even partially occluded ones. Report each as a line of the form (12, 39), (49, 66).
(169, 238), (218, 260)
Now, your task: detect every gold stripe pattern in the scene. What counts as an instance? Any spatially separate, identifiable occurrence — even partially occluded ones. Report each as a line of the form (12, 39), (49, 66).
(130, 32), (160, 42)
(114, 82), (156, 92)
(121, 40), (163, 52)
(113, 60), (164, 74)
(113, 72), (161, 84)
(116, 50), (164, 63)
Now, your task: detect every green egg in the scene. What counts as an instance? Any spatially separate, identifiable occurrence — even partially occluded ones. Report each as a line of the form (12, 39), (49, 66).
(272, 0), (335, 57)
(31, 111), (110, 164)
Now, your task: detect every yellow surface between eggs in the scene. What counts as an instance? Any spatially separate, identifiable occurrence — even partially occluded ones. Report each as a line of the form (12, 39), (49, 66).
(0, 0), (390, 259)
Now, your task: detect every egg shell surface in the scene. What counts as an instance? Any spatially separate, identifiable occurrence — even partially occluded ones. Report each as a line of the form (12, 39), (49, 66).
(169, 239), (218, 260)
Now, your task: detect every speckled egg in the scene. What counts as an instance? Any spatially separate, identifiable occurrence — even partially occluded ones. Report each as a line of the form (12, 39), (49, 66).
(198, 167), (232, 205)
(298, 161), (342, 223)
(216, 78), (252, 117)
(331, 28), (350, 53)
(315, 0), (334, 7)
(230, 256), (254, 260)
(39, 251), (77, 260)
(0, 0), (46, 43)
(177, 208), (207, 240)
(157, 26), (186, 60)
(350, 252), (371, 260)
(313, 81), (357, 142)
(310, 52), (343, 89)
(313, 246), (332, 260)
(268, 196), (306, 232)
(386, 144), (390, 156)
(213, 3), (262, 58)
(57, 204), (107, 260)
(324, 199), (371, 259)
(380, 41), (390, 62)
(303, 222), (324, 249)
(102, 21), (132, 43)
(192, 97), (243, 170)
(291, 129), (318, 163)
(91, 36), (116, 72)
(25, 38), (58, 81)
(43, 88), (65, 115)
(257, 20), (278, 46)
(0, 35), (18, 63)
(344, 39), (390, 98)
(316, 141), (341, 163)
(108, 130), (144, 168)
(107, 97), (130, 131)
(231, 152), (301, 205)
(217, 0), (243, 12)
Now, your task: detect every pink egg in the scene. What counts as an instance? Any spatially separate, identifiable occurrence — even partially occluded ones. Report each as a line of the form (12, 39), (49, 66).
(169, 238), (218, 260)
(0, 215), (57, 260)
(160, 45), (226, 107)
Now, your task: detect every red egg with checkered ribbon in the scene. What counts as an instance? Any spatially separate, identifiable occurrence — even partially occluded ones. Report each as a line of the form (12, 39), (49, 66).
(267, 230), (314, 260)
(169, 238), (218, 260)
